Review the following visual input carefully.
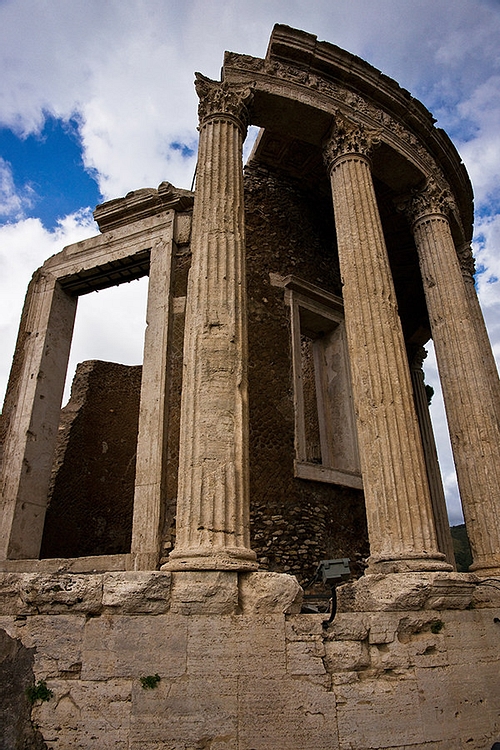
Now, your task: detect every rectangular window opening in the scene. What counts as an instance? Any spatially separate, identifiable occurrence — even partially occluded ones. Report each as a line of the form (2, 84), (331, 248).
(39, 275), (149, 560)
(284, 276), (363, 490)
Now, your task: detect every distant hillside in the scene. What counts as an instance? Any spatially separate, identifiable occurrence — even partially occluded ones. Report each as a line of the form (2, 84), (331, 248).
(450, 524), (472, 572)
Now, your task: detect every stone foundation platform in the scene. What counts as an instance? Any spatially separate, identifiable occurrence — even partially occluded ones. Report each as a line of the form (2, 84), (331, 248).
(1, 570), (499, 749)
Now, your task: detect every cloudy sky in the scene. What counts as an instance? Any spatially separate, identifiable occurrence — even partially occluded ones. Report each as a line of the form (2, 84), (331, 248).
(1, 0), (499, 525)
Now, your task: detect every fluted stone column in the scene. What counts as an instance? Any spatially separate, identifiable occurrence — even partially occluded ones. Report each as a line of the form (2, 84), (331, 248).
(407, 182), (500, 576)
(458, 242), (500, 429)
(165, 75), (257, 571)
(409, 346), (456, 568)
(324, 119), (449, 573)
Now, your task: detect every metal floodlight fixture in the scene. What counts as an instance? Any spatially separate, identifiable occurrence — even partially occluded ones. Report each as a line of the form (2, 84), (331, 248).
(317, 558), (351, 584)
(314, 559), (351, 629)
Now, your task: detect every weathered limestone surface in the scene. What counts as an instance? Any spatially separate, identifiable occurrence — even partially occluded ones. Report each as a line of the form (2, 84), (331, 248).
(409, 348), (456, 568)
(0, 571), (499, 749)
(239, 570), (303, 614)
(336, 572), (478, 612)
(165, 75), (257, 571)
(0, 273), (77, 561)
(130, 217), (176, 571)
(323, 120), (449, 574)
(409, 184), (500, 576)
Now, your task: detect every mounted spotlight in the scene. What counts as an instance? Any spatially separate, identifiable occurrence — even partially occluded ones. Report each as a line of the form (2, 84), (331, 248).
(315, 558), (351, 628)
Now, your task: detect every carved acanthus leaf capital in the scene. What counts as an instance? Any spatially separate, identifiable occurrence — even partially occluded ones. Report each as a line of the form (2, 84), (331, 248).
(195, 73), (254, 133)
(457, 242), (476, 281)
(409, 345), (428, 372)
(323, 116), (380, 170)
(399, 177), (457, 226)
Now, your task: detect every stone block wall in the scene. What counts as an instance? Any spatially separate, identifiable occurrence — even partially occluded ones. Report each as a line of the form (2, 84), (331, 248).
(1, 570), (499, 749)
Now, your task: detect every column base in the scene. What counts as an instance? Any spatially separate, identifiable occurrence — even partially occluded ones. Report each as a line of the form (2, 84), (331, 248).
(469, 554), (500, 578)
(367, 552), (453, 574)
(161, 546), (258, 572)
(130, 551), (160, 571)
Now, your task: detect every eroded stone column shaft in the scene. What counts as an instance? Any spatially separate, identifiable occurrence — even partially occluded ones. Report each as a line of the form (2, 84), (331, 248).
(459, 243), (500, 429)
(410, 196), (500, 575)
(165, 75), (257, 570)
(409, 347), (455, 568)
(131, 219), (175, 571)
(324, 123), (449, 572)
(0, 272), (76, 560)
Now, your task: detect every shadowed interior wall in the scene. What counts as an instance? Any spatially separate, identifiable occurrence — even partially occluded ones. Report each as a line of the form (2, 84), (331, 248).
(244, 162), (369, 582)
(40, 361), (142, 558)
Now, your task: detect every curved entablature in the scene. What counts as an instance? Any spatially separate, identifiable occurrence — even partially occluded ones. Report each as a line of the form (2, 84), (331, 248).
(222, 24), (473, 243)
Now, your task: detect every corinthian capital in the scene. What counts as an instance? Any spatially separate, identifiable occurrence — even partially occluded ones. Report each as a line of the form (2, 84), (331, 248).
(195, 73), (253, 134)
(457, 242), (476, 282)
(323, 115), (380, 170)
(401, 177), (457, 226)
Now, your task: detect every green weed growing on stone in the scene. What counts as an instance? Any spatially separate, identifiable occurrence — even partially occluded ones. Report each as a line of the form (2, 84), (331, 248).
(26, 680), (53, 705)
(140, 673), (161, 689)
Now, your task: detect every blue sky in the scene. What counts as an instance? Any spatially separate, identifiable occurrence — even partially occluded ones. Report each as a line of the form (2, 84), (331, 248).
(1, 0), (500, 526)
(0, 116), (101, 228)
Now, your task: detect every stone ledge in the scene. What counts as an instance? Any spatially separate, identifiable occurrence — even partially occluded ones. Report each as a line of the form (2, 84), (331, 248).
(336, 572), (479, 612)
(102, 572), (171, 614)
(0, 554), (131, 574)
(239, 571), (303, 614)
(170, 571), (239, 615)
(0, 571), (172, 616)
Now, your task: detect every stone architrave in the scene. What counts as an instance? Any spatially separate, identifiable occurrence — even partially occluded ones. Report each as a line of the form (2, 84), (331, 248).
(323, 117), (450, 573)
(407, 182), (500, 576)
(164, 75), (257, 571)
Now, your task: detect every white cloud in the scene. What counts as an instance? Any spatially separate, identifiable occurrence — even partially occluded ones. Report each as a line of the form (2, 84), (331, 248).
(473, 214), (500, 367)
(0, 157), (32, 218)
(424, 343), (463, 526)
(455, 76), (500, 205)
(63, 277), (149, 405)
(0, 211), (97, 403)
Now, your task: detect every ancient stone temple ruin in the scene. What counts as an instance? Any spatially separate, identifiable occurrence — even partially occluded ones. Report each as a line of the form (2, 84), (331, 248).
(1, 25), (500, 749)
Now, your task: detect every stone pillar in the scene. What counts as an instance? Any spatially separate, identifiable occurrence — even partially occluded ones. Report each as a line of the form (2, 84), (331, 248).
(323, 118), (449, 573)
(0, 271), (76, 560)
(131, 215), (176, 570)
(165, 75), (257, 571)
(407, 181), (500, 576)
(409, 346), (456, 568)
(458, 242), (500, 428)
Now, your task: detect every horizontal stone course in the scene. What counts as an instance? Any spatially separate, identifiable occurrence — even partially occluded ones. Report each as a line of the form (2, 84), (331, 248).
(1, 577), (499, 749)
